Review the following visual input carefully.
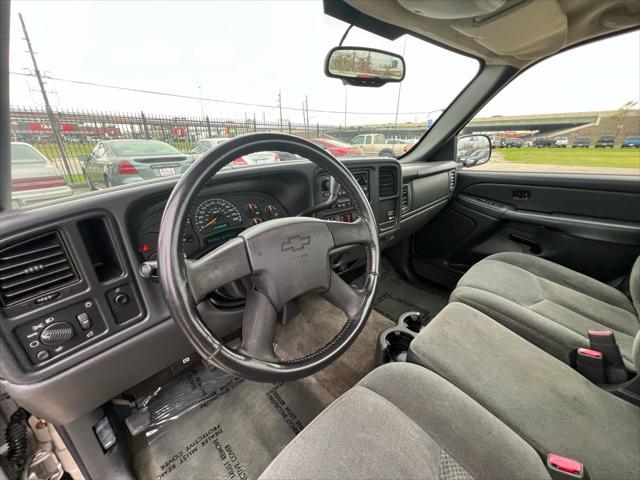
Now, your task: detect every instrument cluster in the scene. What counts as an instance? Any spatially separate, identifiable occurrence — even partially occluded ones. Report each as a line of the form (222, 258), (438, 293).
(136, 192), (285, 261)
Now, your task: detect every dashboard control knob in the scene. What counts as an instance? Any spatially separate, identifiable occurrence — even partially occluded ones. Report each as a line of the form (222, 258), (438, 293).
(36, 350), (50, 361)
(40, 322), (74, 346)
(114, 293), (129, 305)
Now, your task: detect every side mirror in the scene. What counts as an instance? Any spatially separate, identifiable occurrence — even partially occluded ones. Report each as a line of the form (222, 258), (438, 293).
(456, 134), (492, 167)
(325, 47), (405, 87)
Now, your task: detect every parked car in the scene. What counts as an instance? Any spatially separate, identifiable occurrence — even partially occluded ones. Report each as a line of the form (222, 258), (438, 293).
(572, 136), (590, 148)
(532, 136), (555, 147)
(350, 133), (409, 157)
(552, 137), (568, 147)
(499, 137), (523, 148)
(621, 136), (640, 148)
(81, 139), (192, 190)
(595, 135), (615, 148)
(10, 142), (73, 208)
(187, 138), (229, 161)
(311, 138), (364, 156)
(228, 150), (305, 168)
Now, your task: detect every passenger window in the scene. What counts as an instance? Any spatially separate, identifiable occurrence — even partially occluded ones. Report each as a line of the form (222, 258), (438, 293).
(374, 135), (385, 144)
(463, 32), (640, 175)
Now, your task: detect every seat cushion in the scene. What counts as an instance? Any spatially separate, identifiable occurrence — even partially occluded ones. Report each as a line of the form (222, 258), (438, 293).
(260, 363), (549, 480)
(408, 302), (640, 480)
(450, 252), (640, 371)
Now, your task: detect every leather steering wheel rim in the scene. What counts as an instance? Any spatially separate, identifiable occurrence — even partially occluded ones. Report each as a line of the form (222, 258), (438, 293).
(158, 133), (379, 382)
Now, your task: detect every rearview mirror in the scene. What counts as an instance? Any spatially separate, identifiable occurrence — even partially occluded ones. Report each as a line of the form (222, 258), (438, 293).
(325, 47), (405, 87)
(456, 134), (492, 167)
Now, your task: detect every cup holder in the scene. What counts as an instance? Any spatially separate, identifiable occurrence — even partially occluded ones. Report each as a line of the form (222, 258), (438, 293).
(399, 311), (424, 333)
(376, 327), (416, 365)
(376, 311), (431, 365)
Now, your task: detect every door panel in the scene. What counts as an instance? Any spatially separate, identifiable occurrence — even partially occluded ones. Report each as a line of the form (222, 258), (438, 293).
(412, 171), (640, 284)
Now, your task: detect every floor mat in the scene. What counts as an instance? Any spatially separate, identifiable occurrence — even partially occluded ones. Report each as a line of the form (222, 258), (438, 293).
(276, 294), (394, 398)
(368, 259), (450, 323)
(130, 366), (333, 480)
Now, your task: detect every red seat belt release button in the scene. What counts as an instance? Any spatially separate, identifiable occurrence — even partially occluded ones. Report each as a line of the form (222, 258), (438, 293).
(547, 454), (588, 479)
(577, 348), (602, 359)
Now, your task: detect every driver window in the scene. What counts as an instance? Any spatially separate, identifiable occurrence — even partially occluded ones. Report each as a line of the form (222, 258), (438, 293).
(190, 142), (202, 154)
(352, 136), (364, 145)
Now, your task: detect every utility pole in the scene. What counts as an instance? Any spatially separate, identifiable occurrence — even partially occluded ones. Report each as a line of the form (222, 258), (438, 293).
(344, 86), (348, 127)
(393, 37), (407, 135)
(305, 95), (310, 130)
(302, 100), (307, 137)
(19, 13), (73, 180)
(278, 90), (283, 132)
(198, 86), (205, 118)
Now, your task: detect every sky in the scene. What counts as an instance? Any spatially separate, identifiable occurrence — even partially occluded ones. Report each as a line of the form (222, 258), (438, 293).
(8, 1), (640, 126)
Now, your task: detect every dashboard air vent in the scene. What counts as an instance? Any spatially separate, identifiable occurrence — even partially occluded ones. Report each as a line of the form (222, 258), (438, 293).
(448, 170), (457, 192)
(379, 167), (398, 198)
(401, 184), (410, 213)
(0, 232), (79, 307)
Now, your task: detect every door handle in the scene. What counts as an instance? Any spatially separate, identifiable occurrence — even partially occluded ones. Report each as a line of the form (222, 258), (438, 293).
(509, 233), (542, 254)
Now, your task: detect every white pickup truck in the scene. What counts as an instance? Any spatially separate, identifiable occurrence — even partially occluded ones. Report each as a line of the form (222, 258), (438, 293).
(350, 134), (410, 158)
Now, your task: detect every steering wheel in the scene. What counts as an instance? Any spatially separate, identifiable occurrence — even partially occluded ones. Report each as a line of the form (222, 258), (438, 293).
(158, 133), (380, 382)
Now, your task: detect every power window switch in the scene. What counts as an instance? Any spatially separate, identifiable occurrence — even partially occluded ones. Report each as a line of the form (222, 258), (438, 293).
(76, 312), (92, 330)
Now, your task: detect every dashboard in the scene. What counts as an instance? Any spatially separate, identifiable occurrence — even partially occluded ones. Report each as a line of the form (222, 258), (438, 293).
(0, 156), (457, 426)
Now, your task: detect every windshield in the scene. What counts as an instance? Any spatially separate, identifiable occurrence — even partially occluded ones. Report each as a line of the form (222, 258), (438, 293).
(110, 141), (182, 157)
(8, 1), (478, 208)
(11, 144), (47, 164)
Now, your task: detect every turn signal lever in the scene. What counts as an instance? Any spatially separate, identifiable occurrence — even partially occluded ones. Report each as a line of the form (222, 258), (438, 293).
(139, 260), (159, 282)
(298, 176), (339, 217)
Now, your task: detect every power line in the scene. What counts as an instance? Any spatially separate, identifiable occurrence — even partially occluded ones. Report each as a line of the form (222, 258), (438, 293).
(9, 71), (444, 117)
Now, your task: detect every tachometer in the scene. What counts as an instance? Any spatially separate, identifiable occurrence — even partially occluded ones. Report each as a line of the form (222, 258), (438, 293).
(194, 197), (243, 233)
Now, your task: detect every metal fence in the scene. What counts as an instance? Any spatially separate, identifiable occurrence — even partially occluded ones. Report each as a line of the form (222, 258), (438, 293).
(10, 106), (336, 185)
(10, 106), (428, 185)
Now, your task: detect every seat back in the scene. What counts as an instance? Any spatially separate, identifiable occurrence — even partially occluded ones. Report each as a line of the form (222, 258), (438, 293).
(630, 255), (640, 370)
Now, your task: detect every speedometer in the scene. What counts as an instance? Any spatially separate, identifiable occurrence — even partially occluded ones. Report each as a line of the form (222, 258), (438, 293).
(194, 197), (243, 233)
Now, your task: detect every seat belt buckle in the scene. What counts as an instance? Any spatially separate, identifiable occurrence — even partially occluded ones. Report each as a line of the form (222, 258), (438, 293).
(546, 454), (590, 480)
(587, 329), (628, 383)
(576, 348), (605, 384)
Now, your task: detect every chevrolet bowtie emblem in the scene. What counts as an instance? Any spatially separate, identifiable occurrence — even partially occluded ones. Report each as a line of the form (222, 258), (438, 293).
(281, 235), (311, 252)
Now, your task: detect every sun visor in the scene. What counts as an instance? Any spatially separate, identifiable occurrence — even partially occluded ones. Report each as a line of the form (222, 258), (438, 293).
(451, 0), (567, 60)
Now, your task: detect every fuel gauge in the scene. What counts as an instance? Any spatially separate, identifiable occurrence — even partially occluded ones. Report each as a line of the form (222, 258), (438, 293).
(250, 217), (264, 226)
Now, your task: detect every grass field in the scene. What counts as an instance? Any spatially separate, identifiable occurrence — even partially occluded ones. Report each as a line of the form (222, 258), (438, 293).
(499, 147), (640, 169)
